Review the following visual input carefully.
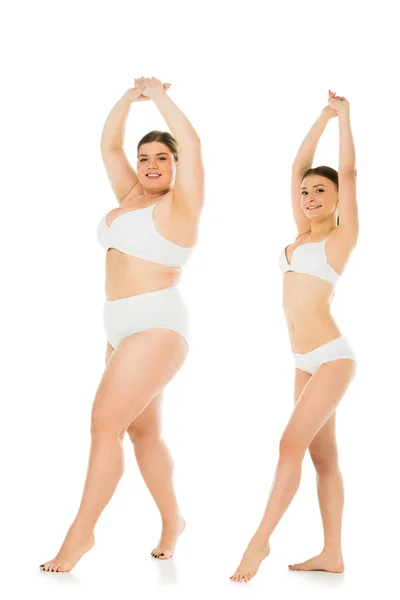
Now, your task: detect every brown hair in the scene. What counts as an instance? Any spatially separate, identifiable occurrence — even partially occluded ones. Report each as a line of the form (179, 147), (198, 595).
(137, 130), (179, 162)
(302, 165), (339, 226)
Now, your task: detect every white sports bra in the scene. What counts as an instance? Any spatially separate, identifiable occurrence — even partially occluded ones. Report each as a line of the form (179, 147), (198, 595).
(97, 201), (194, 267)
(278, 237), (339, 286)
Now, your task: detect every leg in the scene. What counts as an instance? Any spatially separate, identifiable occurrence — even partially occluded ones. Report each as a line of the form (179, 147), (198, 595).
(289, 367), (345, 572)
(40, 329), (188, 572)
(289, 410), (345, 572)
(126, 392), (186, 560)
(105, 340), (114, 364)
(231, 358), (356, 583)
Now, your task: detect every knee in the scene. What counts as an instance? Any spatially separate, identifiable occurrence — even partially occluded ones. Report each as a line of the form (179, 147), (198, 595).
(90, 412), (124, 440)
(126, 422), (161, 446)
(278, 433), (306, 464)
(310, 449), (340, 475)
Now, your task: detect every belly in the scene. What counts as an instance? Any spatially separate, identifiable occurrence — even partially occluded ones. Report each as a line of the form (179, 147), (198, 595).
(104, 250), (182, 300)
(282, 272), (341, 353)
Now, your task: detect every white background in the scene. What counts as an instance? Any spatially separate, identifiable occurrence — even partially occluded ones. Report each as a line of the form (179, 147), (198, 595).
(1, 0), (399, 598)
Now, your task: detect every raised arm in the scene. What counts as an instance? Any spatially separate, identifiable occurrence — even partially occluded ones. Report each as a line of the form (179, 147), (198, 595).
(291, 103), (336, 235)
(139, 77), (204, 216)
(329, 93), (359, 245)
(100, 86), (145, 204)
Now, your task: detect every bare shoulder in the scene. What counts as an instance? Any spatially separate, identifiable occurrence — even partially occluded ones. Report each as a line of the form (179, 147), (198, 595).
(156, 193), (199, 247)
(326, 226), (358, 274)
(101, 147), (142, 204)
(328, 225), (358, 251)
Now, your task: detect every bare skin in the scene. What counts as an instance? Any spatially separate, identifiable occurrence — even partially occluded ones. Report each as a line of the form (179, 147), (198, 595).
(40, 329), (188, 572)
(123, 355), (187, 559)
(40, 77), (203, 572)
(231, 90), (358, 583)
(288, 369), (344, 573)
(230, 359), (355, 582)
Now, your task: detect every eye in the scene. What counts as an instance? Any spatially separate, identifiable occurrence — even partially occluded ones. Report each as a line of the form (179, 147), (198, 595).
(316, 188), (324, 193)
(301, 191), (308, 196)
(140, 158), (147, 162)
(158, 157), (166, 160)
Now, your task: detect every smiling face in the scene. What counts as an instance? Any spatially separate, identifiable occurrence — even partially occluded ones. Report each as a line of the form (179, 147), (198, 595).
(300, 175), (339, 222)
(137, 141), (176, 192)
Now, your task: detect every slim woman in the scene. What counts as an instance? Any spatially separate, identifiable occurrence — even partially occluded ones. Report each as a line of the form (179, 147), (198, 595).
(231, 91), (358, 583)
(40, 76), (204, 572)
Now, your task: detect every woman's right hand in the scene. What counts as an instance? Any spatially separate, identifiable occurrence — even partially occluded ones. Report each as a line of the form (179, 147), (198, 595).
(124, 78), (171, 103)
(320, 90), (339, 119)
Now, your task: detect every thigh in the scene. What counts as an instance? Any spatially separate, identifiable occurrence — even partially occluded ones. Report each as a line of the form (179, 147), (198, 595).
(281, 359), (356, 456)
(294, 368), (312, 404)
(294, 368), (337, 464)
(105, 341), (114, 365)
(92, 329), (188, 437)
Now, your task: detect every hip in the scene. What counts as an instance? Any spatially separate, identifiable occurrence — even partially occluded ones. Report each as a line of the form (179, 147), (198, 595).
(285, 313), (341, 354)
(103, 285), (191, 350)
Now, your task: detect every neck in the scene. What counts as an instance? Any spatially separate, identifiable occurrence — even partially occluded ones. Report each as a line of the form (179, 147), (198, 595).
(310, 215), (337, 237)
(142, 185), (173, 204)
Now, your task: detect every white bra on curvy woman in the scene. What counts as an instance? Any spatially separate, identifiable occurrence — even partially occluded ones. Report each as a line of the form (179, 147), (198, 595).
(96, 200), (194, 268)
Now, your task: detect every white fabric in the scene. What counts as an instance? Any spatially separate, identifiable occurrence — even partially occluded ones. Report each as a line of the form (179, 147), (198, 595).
(103, 286), (190, 350)
(97, 201), (194, 267)
(292, 335), (356, 375)
(278, 237), (339, 286)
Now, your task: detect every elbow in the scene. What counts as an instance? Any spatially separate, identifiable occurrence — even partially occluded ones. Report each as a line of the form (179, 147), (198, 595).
(340, 166), (357, 177)
(292, 162), (311, 176)
(186, 131), (201, 147)
(191, 133), (201, 147)
(179, 133), (201, 153)
(100, 142), (122, 153)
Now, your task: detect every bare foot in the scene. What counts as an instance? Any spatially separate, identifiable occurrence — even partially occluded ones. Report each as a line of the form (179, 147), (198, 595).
(151, 514), (186, 560)
(289, 550), (344, 573)
(230, 536), (270, 583)
(39, 526), (95, 573)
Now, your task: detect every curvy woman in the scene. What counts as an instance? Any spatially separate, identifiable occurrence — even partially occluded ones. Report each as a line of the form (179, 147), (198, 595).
(231, 91), (358, 583)
(40, 76), (204, 572)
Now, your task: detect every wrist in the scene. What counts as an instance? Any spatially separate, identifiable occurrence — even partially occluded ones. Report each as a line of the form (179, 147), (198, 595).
(338, 109), (350, 122)
(151, 90), (168, 104)
(318, 111), (331, 126)
(122, 89), (139, 104)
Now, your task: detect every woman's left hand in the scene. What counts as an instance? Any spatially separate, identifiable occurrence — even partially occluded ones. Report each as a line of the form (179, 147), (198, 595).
(135, 76), (171, 100)
(328, 90), (350, 115)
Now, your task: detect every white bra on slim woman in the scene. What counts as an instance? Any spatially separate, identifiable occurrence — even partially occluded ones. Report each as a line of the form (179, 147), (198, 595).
(278, 235), (356, 374)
